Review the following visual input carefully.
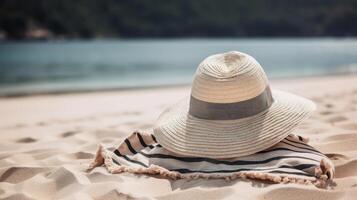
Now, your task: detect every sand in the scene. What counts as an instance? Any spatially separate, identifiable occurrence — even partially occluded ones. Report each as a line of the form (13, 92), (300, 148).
(1, 74), (357, 200)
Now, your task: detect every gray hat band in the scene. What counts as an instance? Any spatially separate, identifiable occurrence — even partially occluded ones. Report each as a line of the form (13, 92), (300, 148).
(189, 86), (274, 120)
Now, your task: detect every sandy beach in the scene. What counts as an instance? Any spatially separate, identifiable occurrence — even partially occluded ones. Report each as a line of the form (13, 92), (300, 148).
(1, 74), (357, 200)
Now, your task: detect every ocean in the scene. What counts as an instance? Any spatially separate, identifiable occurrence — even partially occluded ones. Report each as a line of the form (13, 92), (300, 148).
(0, 38), (357, 96)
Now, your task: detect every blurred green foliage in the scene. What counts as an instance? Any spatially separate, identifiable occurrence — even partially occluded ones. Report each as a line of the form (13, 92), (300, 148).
(1, 0), (357, 39)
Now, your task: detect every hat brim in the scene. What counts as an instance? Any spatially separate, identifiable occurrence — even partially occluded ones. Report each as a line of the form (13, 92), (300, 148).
(153, 90), (316, 159)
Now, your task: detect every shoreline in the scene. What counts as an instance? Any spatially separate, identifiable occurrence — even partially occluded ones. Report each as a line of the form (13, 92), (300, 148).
(0, 83), (191, 98)
(1, 72), (357, 98)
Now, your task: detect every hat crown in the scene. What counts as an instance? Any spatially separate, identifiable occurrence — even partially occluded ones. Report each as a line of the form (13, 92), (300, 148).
(191, 51), (269, 104)
(197, 51), (251, 79)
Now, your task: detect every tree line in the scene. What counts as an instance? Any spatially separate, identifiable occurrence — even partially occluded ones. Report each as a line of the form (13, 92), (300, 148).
(1, 0), (357, 39)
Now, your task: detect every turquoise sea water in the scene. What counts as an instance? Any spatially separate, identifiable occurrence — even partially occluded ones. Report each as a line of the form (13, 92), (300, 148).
(0, 38), (357, 96)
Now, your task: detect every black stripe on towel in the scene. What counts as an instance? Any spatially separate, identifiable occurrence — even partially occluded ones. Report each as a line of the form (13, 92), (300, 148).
(285, 138), (317, 150)
(114, 149), (122, 156)
(113, 150), (148, 167)
(124, 139), (137, 154)
(298, 135), (304, 142)
(171, 164), (315, 176)
(112, 156), (121, 165)
(151, 134), (157, 143)
(258, 147), (322, 157)
(136, 133), (148, 148)
(282, 141), (322, 154)
(138, 151), (320, 165)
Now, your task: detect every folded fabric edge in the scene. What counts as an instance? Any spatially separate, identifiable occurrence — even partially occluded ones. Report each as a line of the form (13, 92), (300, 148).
(88, 144), (333, 188)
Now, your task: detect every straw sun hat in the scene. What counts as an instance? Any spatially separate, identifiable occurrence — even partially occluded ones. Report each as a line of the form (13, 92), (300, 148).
(153, 51), (316, 159)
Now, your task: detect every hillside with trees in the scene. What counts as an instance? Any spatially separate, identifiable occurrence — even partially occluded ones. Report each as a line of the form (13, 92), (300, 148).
(1, 0), (357, 40)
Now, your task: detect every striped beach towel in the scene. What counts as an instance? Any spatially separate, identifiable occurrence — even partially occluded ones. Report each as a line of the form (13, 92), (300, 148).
(89, 130), (334, 187)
